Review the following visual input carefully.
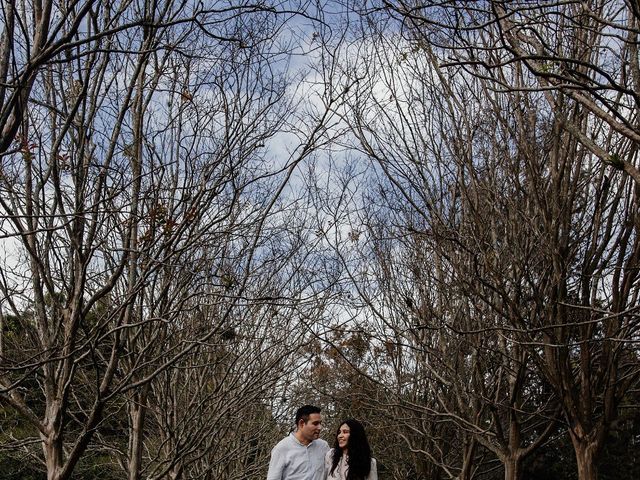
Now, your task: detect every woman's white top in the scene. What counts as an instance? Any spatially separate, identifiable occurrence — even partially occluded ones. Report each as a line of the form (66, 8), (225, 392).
(324, 448), (378, 480)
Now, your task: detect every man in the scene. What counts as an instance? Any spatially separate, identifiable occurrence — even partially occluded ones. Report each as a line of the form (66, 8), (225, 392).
(267, 405), (330, 480)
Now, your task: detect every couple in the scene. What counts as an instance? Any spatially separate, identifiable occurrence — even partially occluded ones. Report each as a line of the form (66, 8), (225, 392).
(267, 405), (378, 480)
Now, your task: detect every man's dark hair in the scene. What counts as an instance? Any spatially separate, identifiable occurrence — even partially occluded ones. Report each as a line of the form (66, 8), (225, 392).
(294, 404), (321, 426)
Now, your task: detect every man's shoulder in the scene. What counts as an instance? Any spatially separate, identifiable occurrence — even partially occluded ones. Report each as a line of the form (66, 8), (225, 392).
(271, 434), (294, 453)
(313, 438), (330, 451)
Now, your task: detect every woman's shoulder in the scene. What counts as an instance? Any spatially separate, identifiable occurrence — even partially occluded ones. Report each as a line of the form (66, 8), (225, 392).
(325, 448), (337, 461)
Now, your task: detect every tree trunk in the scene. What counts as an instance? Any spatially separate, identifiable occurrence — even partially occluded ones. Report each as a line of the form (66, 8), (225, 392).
(459, 438), (476, 480)
(128, 390), (148, 480)
(503, 454), (522, 480)
(570, 431), (599, 480)
(43, 433), (63, 480)
(41, 396), (66, 480)
(169, 465), (183, 480)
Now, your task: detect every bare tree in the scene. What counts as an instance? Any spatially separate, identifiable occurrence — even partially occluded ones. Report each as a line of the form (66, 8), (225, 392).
(0, 2), (346, 479)
(335, 4), (640, 479)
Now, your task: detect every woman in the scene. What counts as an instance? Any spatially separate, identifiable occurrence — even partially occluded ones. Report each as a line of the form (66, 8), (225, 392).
(325, 419), (378, 480)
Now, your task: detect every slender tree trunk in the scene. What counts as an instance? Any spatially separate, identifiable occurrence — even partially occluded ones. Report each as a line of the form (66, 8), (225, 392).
(168, 465), (183, 480)
(569, 430), (600, 480)
(459, 438), (476, 480)
(128, 389), (148, 480)
(503, 454), (522, 480)
(42, 429), (63, 480)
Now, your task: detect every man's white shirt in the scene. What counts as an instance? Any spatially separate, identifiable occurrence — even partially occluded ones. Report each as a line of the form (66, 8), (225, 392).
(267, 433), (330, 480)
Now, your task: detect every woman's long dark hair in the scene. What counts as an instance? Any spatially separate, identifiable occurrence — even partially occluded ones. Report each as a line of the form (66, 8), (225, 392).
(330, 419), (372, 480)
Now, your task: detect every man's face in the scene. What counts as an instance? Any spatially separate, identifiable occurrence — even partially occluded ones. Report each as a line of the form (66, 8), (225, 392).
(298, 413), (323, 443)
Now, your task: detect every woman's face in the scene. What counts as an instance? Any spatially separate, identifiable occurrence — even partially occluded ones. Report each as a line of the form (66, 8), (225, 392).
(337, 423), (350, 450)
